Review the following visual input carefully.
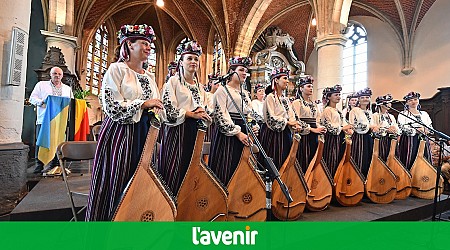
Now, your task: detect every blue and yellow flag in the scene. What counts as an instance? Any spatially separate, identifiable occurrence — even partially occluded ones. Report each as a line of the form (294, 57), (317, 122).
(36, 95), (71, 165)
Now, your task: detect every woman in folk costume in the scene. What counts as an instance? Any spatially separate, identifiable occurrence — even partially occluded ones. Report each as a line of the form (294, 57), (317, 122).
(165, 61), (177, 83)
(372, 94), (400, 161)
(396, 92), (433, 170)
(85, 24), (163, 221)
(342, 93), (358, 122)
(320, 85), (353, 176)
(252, 83), (266, 119)
(349, 87), (380, 178)
(291, 76), (327, 172)
(208, 56), (260, 185)
(159, 41), (212, 195)
(258, 67), (305, 170)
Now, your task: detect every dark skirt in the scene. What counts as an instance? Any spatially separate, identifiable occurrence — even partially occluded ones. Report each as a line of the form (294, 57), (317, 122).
(322, 132), (345, 177)
(85, 114), (151, 221)
(351, 132), (374, 178)
(158, 118), (198, 195)
(209, 117), (247, 186)
(258, 124), (292, 171)
(378, 136), (391, 162)
(297, 132), (319, 173)
(396, 134), (432, 170)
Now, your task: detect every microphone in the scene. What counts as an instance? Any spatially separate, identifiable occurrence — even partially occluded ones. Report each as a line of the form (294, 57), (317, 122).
(213, 72), (235, 85)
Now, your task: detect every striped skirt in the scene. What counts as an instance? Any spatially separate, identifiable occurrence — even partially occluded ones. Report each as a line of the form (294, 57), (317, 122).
(209, 115), (247, 186)
(85, 114), (151, 221)
(258, 124), (292, 171)
(297, 132), (319, 173)
(351, 132), (374, 178)
(158, 118), (198, 195)
(378, 136), (392, 162)
(322, 132), (345, 177)
(396, 134), (431, 170)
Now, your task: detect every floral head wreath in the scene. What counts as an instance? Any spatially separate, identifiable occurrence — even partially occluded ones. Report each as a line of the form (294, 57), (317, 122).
(117, 24), (156, 44)
(322, 84), (342, 99)
(229, 56), (252, 67)
(254, 83), (266, 93)
(375, 94), (393, 104)
(208, 72), (220, 81)
(176, 40), (202, 56)
(403, 91), (421, 101)
(297, 76), (314, 87)
(167, 61), (177, 70)
(270, 67), (290, 90)
(356, 87), (373, 97)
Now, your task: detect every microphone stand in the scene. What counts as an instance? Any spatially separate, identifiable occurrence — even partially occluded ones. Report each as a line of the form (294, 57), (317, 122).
(388, 104), (450, 221)
(214, 73), (293, 221)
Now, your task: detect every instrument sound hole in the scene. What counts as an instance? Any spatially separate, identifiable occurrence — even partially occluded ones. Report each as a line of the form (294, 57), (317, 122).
(346, 178), (352, 186)
(196, 197), (209, 210)
(379, 178), (385, 185)
(311, 179), (318, 189)
(422, 176), (430, 182)
(242, 193), (252, 204)
(140, 210), (154, 221)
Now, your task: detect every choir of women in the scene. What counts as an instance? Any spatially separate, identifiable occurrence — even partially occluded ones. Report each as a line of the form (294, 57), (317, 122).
(88, 23), (442, 221)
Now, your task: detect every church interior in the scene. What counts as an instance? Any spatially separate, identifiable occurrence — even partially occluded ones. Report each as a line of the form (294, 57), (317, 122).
(1, 0), (450, 221)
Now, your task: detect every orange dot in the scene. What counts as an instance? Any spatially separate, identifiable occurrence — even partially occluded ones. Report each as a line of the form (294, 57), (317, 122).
(246, 226), (250, 231)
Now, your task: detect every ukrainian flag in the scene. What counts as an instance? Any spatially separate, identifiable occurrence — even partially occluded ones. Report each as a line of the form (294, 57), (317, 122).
(74, 99), (90, 141)
(37, 96), (71, 165)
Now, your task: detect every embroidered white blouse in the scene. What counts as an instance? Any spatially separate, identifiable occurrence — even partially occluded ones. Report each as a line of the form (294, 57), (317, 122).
(212, 85), (259, 136)
(101, 62), (160, 124)
(291, 98), (322, 135)
(251, 99), (264, 119)
(373, 112), (400, 136)
(349, 107), (374, 134)
(320, 106), (347, 135)
(397, 110), (433, 136)
(263, 93), (297, 132)
(161, 74), (212, 127)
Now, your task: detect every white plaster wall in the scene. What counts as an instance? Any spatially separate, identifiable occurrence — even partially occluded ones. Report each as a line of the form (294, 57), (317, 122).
(306, 0), (450, 101)
(0, 0), (32, 144)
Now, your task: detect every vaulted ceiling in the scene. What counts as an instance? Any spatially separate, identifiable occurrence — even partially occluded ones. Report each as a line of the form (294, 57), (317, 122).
(74, 0), (437, 65)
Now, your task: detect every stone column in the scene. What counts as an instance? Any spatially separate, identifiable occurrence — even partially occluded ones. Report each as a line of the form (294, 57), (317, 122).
(0, 0), (32, 214)
(40, 31), (77, 74)
(315, 34), (347, 101)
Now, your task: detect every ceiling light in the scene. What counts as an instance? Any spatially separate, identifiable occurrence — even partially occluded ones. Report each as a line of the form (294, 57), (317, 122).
(156, 0), (164, 7)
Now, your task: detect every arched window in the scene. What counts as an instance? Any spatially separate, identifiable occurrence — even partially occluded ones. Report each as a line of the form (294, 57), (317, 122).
(342, 21), (367, 96)
(86, 24), (109, 96)
(212, 33), (223, 75)
(146, 42), (157, 74)
(175, 37), (191, 62)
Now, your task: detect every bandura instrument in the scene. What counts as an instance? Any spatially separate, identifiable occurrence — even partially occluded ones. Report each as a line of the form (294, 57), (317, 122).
(333, 137), (365, 206)
(304, 136), (334, 211)
(271, 134), (308, 220)
(365, 138), (397, 204)
(176, 121), (228, 221)
(385, 138), (412, 199)
(113, 112), (177, 221)
(410, 139), (444, 199)
(227, 144), (266, 221)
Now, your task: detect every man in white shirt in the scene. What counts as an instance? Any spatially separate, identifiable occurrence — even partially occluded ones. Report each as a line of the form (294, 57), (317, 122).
(29, 67), (73, 173)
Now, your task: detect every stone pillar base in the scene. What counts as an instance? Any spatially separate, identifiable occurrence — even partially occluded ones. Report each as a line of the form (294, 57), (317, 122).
(0, 143), (29, 215)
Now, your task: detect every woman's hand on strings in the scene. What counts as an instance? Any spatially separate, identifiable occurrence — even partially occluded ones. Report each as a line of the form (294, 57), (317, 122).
(237, 132), (250, 146)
